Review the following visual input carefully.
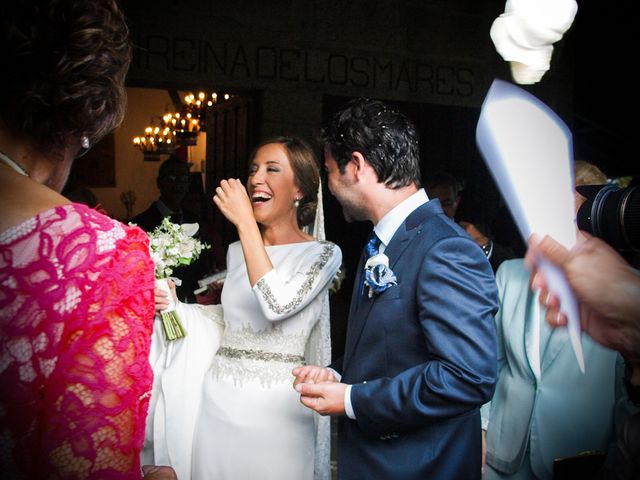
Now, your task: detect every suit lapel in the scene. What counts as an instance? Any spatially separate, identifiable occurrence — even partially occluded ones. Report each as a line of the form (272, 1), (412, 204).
(343, 202), (433, 369)
(385, 201), (434, 272)
(384, 223), (416, 271)
(343, 250), (374, 368)
(541, 324), (569, 372)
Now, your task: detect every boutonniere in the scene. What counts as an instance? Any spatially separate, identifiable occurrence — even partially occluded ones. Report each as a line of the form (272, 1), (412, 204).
(364, 253), (398, 298)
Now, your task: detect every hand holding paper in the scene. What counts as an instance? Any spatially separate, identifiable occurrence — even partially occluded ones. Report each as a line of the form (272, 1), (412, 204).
(476, 79), (584, 372)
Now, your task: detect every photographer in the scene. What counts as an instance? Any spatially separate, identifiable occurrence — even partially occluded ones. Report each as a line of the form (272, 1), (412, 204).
(575, 173), (640, 258)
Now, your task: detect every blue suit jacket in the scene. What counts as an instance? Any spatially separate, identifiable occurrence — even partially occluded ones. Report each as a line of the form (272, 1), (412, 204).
(333, 200), (499, 480)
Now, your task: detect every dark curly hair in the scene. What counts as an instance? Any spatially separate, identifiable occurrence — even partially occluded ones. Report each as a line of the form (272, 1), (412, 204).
(248, 136), (320, 228)
(321, 98), (421, 189)
(0, 0), (131, 156)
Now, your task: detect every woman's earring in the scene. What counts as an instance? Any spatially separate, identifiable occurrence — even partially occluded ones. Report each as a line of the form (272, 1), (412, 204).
(76, 135), (91, 158)
(294, 198), (300, 208)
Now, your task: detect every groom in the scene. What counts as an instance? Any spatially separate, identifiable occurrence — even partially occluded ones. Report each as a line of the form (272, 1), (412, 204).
(293, 98), (499, 479)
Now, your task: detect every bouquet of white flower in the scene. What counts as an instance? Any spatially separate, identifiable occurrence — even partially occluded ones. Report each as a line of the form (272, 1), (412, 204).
(148, 218), (210, 341)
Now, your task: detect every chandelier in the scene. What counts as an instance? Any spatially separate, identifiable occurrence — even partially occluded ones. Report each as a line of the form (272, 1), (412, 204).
(183, 91), (231, 131)
(132, 90), (232, 159)
(132, 125), (176, 160)
(162, 111), (200, 145)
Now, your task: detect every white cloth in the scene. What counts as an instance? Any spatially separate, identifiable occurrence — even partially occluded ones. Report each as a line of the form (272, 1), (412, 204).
(490, 0), (578, 84)
(142, 303), (224, 479)
(146, 239), (341, 480)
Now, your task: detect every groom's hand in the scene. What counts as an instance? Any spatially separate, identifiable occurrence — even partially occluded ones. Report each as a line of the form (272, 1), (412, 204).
(295, 382), (346, 416)
(292, 365), (336, 388)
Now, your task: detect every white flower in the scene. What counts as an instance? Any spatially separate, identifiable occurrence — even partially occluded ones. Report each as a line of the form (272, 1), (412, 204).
(181, 223), (199, 237)
(143, 217), (211, 279)
(364, 253), (397, 298)
(365, 253), (390, 269)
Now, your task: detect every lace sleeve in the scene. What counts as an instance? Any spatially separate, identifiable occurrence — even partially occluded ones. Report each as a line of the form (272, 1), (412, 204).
(40, 222), (155, 478)
(252, 242), (341, 322)
(0, 205), (155, 479)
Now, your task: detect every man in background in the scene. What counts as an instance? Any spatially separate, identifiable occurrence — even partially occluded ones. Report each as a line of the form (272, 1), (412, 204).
(132, 156), (207, 301)
(425, 172), (517, 272)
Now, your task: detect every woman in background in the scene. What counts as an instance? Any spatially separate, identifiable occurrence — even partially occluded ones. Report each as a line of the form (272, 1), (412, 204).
(481, 161), (636, 479)
(0, 1), (173, 478)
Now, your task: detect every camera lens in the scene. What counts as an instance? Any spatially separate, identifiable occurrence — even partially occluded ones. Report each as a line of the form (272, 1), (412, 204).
(577, 184), (640, 252)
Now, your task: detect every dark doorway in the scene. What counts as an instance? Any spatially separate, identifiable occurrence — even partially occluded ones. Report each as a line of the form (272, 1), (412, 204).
(205, 94), (260, 250)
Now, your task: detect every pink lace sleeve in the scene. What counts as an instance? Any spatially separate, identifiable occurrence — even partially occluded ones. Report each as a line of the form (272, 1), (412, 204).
(0, 204), (155, 479)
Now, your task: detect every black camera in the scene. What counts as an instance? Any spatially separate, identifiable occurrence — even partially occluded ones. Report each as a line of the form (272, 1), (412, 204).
(576, 184), (640, 252)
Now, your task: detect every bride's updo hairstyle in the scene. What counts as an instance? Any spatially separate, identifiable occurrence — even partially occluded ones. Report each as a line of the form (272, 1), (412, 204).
(249, 136), (320, 228)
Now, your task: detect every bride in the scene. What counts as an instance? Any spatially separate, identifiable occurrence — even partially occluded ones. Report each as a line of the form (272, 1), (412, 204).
(144, 136), (342, 480)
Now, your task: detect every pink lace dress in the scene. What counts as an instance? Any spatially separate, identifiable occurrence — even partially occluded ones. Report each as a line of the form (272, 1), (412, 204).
(0, 204), (155, 479)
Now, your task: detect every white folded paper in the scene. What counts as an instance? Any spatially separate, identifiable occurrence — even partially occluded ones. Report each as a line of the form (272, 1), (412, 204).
(476, 79), (584, 372)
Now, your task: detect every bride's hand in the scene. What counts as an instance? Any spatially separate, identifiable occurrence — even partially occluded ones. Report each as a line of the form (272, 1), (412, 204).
(292, 365), (337, 388)
(213, 179), (255, 229)
(155, 280), (176, 312)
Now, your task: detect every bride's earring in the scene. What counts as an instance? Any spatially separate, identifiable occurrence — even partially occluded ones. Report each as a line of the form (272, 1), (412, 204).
(294, 197), (301, 208)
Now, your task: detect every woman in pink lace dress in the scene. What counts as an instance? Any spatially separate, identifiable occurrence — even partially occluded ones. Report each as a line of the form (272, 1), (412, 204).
(0, 1), (174, 478)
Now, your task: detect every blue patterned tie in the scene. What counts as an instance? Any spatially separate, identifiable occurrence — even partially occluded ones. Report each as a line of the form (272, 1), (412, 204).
(360, 231), (381, 298)
(365, 231), (381, 259)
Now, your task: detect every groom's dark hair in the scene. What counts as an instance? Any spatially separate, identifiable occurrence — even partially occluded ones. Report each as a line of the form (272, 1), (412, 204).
(321, 98), (422, 189)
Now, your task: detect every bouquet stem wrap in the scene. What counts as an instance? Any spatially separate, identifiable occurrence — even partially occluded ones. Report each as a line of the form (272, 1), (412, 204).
(156, 278), (187, 341)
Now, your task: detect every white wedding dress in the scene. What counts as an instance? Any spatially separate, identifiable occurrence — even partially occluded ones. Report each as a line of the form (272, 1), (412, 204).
(144, 240), (341, 480)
